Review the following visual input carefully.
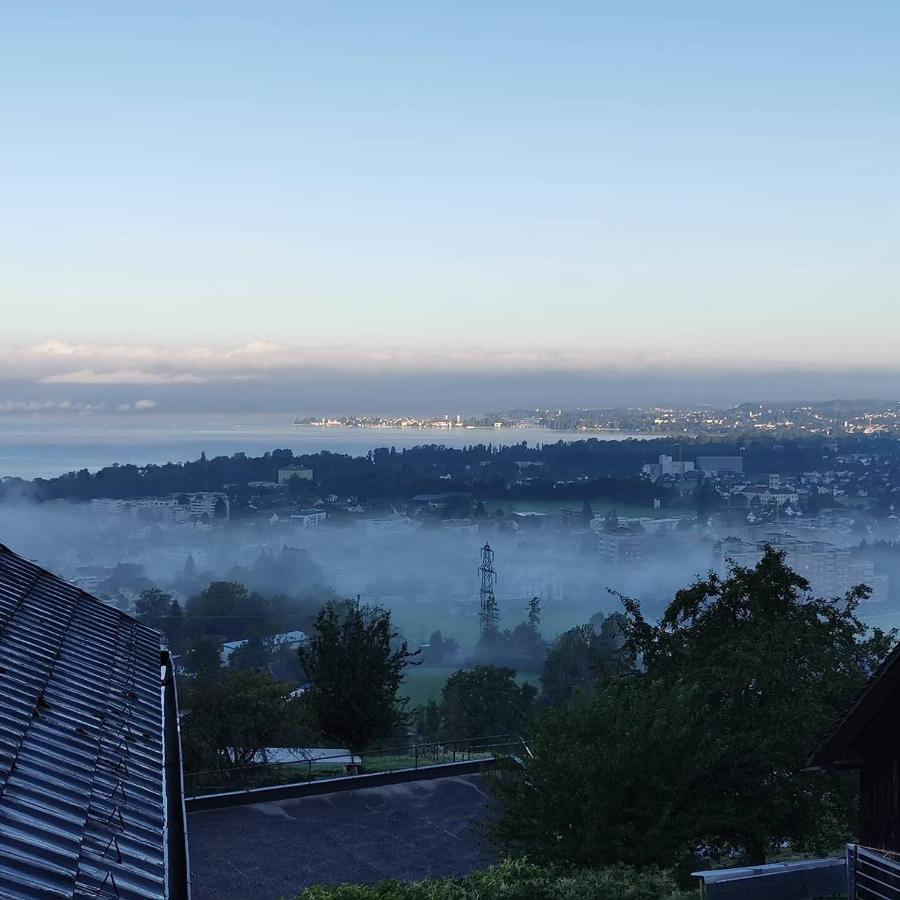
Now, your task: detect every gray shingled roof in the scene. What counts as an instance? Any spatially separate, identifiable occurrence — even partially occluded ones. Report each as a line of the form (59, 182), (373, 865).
(0, 544), (169, 900)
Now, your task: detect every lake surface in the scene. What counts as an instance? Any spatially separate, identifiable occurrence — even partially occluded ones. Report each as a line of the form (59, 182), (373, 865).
(0, 414), (651, 479)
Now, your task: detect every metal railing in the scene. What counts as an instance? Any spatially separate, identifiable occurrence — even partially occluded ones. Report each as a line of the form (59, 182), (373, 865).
(848, 844), (900, 899)
(693, 857), (846, 899)
(184, 734), (527, 797)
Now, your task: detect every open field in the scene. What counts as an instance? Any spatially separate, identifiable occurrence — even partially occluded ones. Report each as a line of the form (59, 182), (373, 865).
(400, 665), (540, 708)
(391, 600), (613, 648)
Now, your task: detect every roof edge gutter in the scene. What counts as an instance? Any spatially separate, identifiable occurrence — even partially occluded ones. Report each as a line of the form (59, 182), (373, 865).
(162, 649), (191, 900)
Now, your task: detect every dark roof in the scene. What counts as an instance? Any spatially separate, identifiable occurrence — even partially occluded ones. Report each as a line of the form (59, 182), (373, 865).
(808, 641), (900, 769)
(0, 543), (181, 899)
(188, 774), (493, 899)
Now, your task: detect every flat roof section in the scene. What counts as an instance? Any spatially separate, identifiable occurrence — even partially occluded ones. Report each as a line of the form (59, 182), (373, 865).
(187, 774), (495, 900)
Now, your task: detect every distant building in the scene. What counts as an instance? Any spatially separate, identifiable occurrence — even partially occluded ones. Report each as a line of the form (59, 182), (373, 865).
(89, 491), (229, 522)
(732, 485), (799, 507)
(696, 456), (744, 475)
(717, 532), (888, 602)
(277, 467), (314, 486)
(188, 491), (229, 518)
(362, 516), (418, 535)
(411, 492), (471, 508)
(597, 527), (645, 565)
(624, 516), (684, 534)
(442, 520), (481, 535)
(221, 629), (309, 665)
(848, 560), (890, 604)
(641, 454), (695, 481)
(290, 508), (327, 528)
(89, 497), (128, 514)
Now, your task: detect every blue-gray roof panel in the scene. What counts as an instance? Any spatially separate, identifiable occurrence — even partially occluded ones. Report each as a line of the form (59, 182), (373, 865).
(0, 544), (167, 900)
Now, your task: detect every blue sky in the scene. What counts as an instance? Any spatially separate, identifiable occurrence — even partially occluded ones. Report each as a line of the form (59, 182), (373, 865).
(1, 2), (899, 402)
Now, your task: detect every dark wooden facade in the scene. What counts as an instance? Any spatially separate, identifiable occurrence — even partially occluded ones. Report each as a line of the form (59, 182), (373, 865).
(809, 644), (900, 852)
(857, 712), (900, 851)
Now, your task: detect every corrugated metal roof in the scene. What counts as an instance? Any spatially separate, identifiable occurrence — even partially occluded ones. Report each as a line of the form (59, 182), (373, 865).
(0, 544), (168, 900)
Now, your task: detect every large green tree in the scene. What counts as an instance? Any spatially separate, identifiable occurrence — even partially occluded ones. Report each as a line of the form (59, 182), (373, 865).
(299, 599), (417, 752)
(541, 615), (624, 705)
(135, 587), (182, 647)
(180, 579), (317, 647)
(439, 666), (537, 743)
(180, 669), (316, 772)
(492, 548), (895, 869)
(491, 676), (699, 869)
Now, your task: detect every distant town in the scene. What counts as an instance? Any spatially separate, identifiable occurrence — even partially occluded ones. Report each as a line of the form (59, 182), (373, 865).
(296, 399), (900, 438)
(6, 401), (900, 642)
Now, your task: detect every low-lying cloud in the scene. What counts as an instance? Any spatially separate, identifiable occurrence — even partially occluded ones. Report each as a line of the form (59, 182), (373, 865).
(0, 398), (160, 415)
(4, 339), (900, 389)
(42, 369), (206, 385)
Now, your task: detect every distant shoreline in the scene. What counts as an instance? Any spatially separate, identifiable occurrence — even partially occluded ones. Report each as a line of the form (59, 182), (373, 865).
(0, 420), (650, 481)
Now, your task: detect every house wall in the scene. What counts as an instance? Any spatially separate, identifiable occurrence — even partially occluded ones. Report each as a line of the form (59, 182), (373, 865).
(860, 739), (900, 852)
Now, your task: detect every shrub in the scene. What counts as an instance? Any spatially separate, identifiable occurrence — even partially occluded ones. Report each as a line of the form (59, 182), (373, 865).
(296, 858), (695, 900)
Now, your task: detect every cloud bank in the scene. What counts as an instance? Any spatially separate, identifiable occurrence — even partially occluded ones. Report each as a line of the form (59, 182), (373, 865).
(3, 339), (899, 388)
(2, 340), (899, 415)
(0, 398), (159, 416)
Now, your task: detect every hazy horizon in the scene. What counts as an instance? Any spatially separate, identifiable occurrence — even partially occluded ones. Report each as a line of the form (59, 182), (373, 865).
(3, 2), (899, 411)
(3, 364), (900, 421)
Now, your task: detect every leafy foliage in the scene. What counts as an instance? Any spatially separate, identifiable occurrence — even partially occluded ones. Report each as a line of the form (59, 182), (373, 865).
(180, 669), (316, 771)
(492, 548), (896, 869)
(229, 635), (304, 681)
(622, 546), (893, 862)
(135, 587), (182, 647)
(179, 580), (317, 648)
(438, 666), (537, 743)
(299, 599), (418, 752)
(296, 858), (693, 900)
(540, 614), (624, 705)
(490, 678), (699, 869)
(474, 623), (546, 672)
(420, 630), (461, 667)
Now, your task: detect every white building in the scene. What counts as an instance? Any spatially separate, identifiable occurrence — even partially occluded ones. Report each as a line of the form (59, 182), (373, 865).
(89, 492), (229, 522)
(362, 516), (418, 536)
(90, 498), (127, 514)
(221, 629), (308, 665)
(717, 533), (888, 603)
(290, 508), (327, 528)
(732, 485), (799, 507)
(642, 455), (695, 481)
(185, 492), (229, 520)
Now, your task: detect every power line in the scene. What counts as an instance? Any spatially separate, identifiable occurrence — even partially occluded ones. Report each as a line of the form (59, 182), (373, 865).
(478, 543), (499, 634)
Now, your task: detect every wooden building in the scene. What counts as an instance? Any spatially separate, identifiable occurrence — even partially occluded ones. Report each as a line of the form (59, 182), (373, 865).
(808, 642), (900, 852)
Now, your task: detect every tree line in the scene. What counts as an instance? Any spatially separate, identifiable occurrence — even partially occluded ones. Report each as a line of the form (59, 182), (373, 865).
(6, 433), (887, 506)
(154, 547), (894, 881)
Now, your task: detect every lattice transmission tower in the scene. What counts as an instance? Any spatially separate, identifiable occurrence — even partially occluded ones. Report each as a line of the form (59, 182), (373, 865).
(478, 542), (499, 634)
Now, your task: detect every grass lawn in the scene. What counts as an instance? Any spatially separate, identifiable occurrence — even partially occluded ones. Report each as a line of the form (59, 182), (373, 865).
(391, 606), (482, 647)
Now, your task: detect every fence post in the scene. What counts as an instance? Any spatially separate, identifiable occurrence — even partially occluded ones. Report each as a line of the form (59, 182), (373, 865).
(846, 843), (855, 899)
(414, 744), (419, 770)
